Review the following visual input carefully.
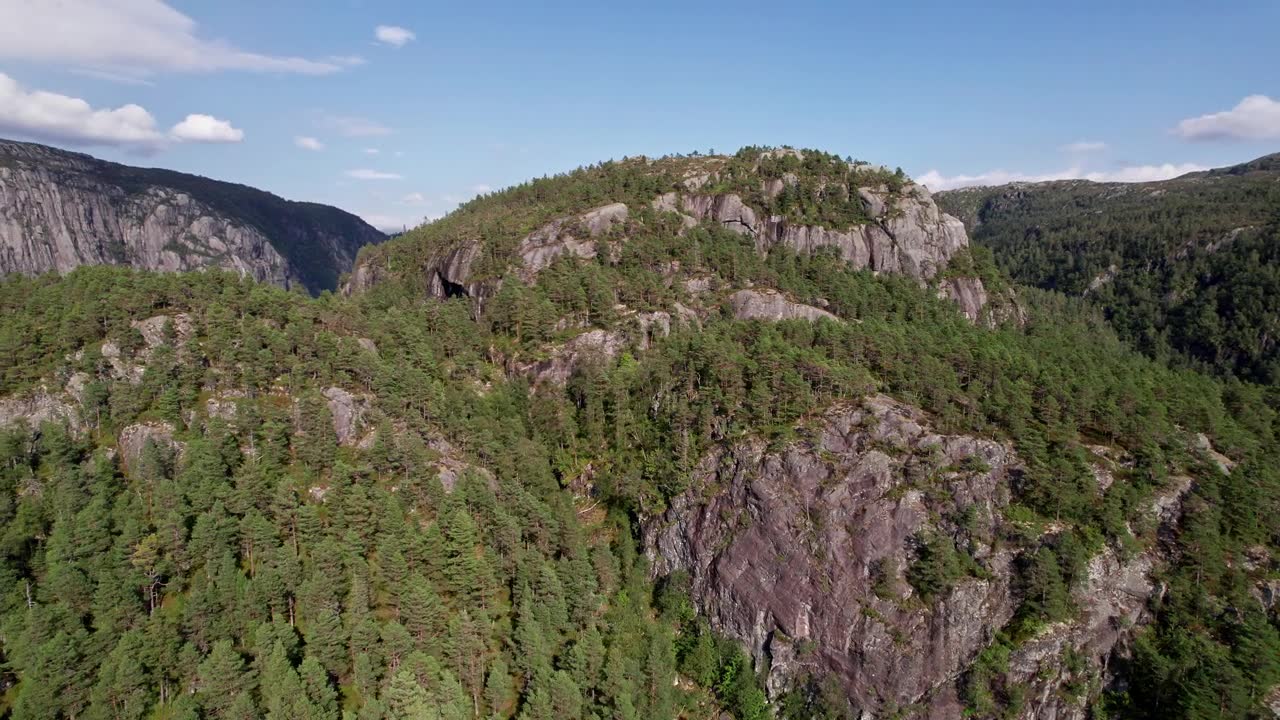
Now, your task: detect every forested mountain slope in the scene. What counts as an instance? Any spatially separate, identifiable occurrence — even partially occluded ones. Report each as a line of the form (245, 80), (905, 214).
(0, 147), (1277, 720)
(936, 155), (1280, 383)
(0, 139), (385, 294)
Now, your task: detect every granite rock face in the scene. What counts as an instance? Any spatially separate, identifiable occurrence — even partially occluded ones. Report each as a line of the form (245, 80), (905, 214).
(517, 202), (628, 279)
(670, 183), (971, 283)
(0, 389), (81, 432)
(645, 395), (1018, 713)
(118, 421), (185, 472)
(728, 289), (841, 323)
(644, 395), (1189, 717)
(0, 139), (383, 293)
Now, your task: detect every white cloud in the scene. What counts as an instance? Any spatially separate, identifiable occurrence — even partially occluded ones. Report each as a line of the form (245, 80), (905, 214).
(1174, 95), (1280, 141)
(327, 55), (367, 67)
(169, 114), (243, 143)
(1062, 140), (1107, 153)
(471, 184), (493, 194)
(918, 162), (1205, 191)
(0, 0), (344, 79)
(295, 136), (324, 151)
(400, 192), (430, 205)
(360, 212), (437, 233)
(319, 114), (392, 137)
(0, 71), (164, 149)
(1080, 163), (1206, 183)
(375, 25), (416, 48)
(0, 73), (248, 151)
(347, 169), (403, 180)
(364, 148), (380, 155)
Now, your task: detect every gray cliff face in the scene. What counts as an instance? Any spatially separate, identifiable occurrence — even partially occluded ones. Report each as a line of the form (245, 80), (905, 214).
(0, 139), (383, 293)
(662, 181), (971, 283)
(644, 395), (1188, 718)
(728, 289), (841, 323)
(645, 395), (1018, 714)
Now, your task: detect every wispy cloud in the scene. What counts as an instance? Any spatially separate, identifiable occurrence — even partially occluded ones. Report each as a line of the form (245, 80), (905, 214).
(327, 55), (367, 67)
(295, 136), (324, 151)
(346, 169), (403, 180)
(0, 0), (345, 80)
(1174, 95), (1280, 141)
(375, 25), (416, 48)
(319, 114), (392, 137)
(1061, 140), (1107, 153)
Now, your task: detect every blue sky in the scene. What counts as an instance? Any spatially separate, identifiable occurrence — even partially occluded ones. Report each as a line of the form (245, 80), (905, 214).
(1, 0), (1278, 232)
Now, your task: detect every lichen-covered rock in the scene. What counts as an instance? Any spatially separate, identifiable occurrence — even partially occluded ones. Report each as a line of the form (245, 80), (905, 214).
(131, 313), (194, 353)
(644, 395), (1018, 712)
(517, 203), (628, 278)
(673, 183), (971, 286)
(1007, 476), (1195, 720)
(322, 387), (372, 447)
(0, 389), (81, 432)
(518, 329), (626, 386)
(940, 277), (990, 323)
(118, 422), (185, 472)
(728, 289), (840, 323)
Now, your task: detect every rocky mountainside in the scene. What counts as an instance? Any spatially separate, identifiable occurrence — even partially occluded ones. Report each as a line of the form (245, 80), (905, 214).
(0, 139), (384, 293)
(936, 153), (1280, 382)
(0, 147), (1277, 720)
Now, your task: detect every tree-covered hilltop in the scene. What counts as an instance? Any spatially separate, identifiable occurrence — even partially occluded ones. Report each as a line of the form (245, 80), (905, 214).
(936, 154), (1280, 383)
(346, 147), (915, 299)
(0, 148), (1277, 719)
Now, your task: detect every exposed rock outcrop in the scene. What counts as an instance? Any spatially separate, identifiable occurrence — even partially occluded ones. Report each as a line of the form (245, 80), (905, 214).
(517, 203), (628, 279)
(0, 139), (383, 294)
(645, 392), (1199, 717)
(118, 421), (185, 472)
(645, 395), (1018, 712)
(518, 329), (626, 386)
(940, 277), (990, 324)
(668, 183), (971, 283)
(728, 289), (840, 323)
(0, 389), (81, 432)
(322, 387), (373, 447)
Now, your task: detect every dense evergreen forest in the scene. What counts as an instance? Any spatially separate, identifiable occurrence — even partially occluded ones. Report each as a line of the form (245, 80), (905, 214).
(937, 155), (1280, 384)
(1, 148), (1278, 719)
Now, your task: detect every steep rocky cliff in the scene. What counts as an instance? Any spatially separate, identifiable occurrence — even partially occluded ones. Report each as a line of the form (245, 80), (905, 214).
(644, 395), (1201, 718)
(0, 139), (384, 293)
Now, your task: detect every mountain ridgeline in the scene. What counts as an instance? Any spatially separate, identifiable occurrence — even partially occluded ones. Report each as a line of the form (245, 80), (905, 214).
(0, 147), (1277, 720)
(0, 139), (385, 294)
(936, 154), (1280, 383)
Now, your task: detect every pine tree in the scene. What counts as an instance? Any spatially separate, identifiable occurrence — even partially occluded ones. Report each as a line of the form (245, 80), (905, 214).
(484, 656), (514, 719)
(196, 640), (255, 720)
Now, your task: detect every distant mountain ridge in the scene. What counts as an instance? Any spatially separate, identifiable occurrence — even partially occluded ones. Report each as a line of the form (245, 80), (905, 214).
(0, 139), (384, 294)
(936, 151), (1280, 381)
